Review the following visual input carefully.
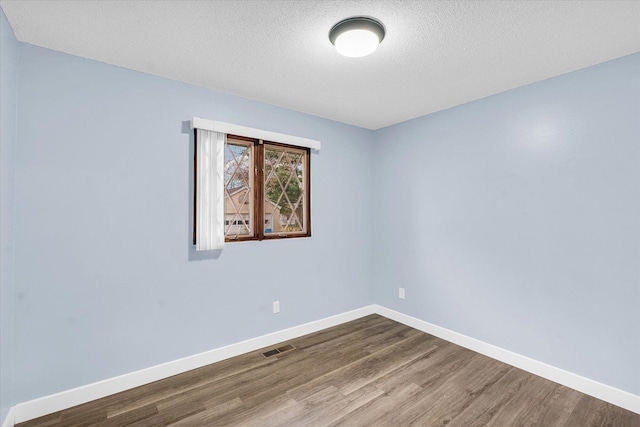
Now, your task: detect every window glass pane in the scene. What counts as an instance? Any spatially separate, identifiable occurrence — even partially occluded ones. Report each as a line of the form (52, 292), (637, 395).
(264, 145), (306, 234)
(224, 139), (253, 238)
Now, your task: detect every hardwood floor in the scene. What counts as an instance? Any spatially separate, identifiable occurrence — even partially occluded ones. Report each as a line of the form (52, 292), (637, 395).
(18, 315), (639, 427)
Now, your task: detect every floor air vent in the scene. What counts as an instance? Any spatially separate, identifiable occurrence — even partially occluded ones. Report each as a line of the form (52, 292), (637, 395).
(262, 344), (296, 358)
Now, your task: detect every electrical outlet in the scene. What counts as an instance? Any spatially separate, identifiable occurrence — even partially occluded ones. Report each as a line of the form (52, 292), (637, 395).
(399, 288), (405, 299)
(273, 300), (280, 314)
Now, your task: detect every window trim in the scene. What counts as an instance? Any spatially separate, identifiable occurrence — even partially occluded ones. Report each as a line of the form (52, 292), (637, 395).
(191, 117), (321, 151)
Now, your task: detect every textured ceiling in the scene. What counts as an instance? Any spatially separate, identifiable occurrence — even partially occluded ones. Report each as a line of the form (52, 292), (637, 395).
(2, 0), (639, 129)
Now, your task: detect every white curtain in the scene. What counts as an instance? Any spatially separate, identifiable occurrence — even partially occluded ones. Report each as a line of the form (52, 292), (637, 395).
(195, 129), (225, 251)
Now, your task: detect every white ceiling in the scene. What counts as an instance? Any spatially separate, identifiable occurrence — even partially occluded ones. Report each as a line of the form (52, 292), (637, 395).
(2, 1), (639, 130)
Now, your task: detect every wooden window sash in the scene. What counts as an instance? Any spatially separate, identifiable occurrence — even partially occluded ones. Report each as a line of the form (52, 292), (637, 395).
(219, 135), (311, 242)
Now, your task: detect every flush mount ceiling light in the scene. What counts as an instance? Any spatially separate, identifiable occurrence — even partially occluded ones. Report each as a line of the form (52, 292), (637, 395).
(329, 16), (385, 58)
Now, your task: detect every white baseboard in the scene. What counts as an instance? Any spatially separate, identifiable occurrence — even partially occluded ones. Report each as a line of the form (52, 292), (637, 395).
(1, 407), (14, 427)
(374, 304), (640, 415)
(7, 303), (639, 425)
(12, 305), (376, 424)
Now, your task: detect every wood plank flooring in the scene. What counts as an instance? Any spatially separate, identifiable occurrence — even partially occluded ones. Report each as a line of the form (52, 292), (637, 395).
(18, 315), (639, 427)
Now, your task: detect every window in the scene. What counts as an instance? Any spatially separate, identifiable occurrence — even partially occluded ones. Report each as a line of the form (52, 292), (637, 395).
(223, 135), (311, 241)
(191, 117), (319, 251)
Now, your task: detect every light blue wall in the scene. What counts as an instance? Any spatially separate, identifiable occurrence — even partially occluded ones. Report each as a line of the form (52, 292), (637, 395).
(373, 53), (640, 395)
(0, 7), (18, 424)
(13, 43), (374, 403)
